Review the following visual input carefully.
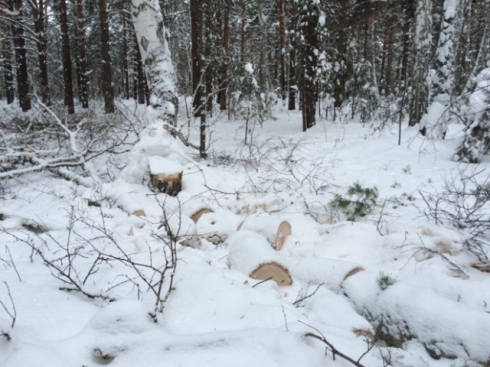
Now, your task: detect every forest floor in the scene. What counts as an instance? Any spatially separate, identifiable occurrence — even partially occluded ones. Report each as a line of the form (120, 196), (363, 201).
(0, 100), (489, 367)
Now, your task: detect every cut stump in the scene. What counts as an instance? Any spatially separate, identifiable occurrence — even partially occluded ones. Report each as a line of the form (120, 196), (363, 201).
(147, 156), (183, 196)
(227, 230), (293, 286)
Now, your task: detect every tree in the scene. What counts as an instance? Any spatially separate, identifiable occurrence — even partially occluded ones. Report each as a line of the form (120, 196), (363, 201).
(298, 0), (319, 131)
(75, 0), (89, 108)
(10, 0), (31, 111)
(99, 0), (115, 113)
(59, 0), (75, 114)
(131, 0), (177, 124)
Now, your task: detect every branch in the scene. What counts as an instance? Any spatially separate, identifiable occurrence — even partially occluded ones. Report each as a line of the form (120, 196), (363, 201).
(300, 321), (367, 367)
(163, 123), (200, 150)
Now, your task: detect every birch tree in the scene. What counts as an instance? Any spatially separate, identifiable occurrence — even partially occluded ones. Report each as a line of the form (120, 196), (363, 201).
(131, 0), (177, 124)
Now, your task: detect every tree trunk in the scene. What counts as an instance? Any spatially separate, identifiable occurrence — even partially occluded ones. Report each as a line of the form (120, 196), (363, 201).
(75, 0), (89, 108)
(11, 0), (31, 111)
(59, 0), (75, 114)
(122, 10), (130, 100)
(219, 0), (230, 111)
(278, 0), (286, 100)
(288, 0), (297, 110)
(0, 6), (15, 105)
(99, 0), (115, 113)
(190, 0), (206, 158)
(131, 0), (177, 124)
(31, 0), (50, 105)
(300, 0), (318, 131)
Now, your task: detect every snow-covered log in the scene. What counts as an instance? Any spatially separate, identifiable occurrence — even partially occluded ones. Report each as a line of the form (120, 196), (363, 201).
(239, 217), (292, 250)
(292, 257), (363, 293)
(195, 211), (243, 245)
(147, 156), (182, 196)
(227, 230), (293, 286)
(131, 0), (177, 124)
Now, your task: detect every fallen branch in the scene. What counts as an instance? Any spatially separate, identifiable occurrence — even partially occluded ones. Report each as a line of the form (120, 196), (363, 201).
(163, 123), (200, 150)
(293, 283), (324, 306)
(300, 321), (367, 367)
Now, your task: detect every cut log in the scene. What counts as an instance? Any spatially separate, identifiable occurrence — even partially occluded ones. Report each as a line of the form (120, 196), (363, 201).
(147, 156), (183, 196)
(239, 217), (292, 250)
(132, 210), (146, 217)
(274, 221), (291, 251)
(195, 211), (243, 245)
(292, 257), (364, 292)
(227, 230), (293, 286)
(191, 208), (213, 223)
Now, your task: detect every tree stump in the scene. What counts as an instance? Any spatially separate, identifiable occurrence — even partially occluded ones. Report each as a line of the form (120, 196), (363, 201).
(227, 230), (293, 286)
(147, 156), (182, 196)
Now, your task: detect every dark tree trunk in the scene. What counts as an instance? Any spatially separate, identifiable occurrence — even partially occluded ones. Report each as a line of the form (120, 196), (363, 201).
(288, 0), (297, 110)
(11, 0), (31, 111)
(219, 0), (230, 111)
(31, 0), (50, 105)
(99, 0), (115, 113)
(278, 0), (286, 100)
(0, 7), (15, 104)
(133, 31), (146, 104)
(59, 0), (75, 114)
(122, 11), (130, 100)
(75, 0), (89, 108)
(300, 1), (318, 131)
(191, 0), (206, 158)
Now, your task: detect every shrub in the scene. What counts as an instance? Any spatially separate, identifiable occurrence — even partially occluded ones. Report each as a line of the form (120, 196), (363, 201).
(329, 182), (378, 221)
(377, 272), (398, 291)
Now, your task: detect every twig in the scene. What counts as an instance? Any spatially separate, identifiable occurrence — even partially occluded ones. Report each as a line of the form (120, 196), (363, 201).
(300, 321), (367, 367)
(0, 282), (16, 328)
(293, 283), (324, 306)
(252, 277), (273, 288)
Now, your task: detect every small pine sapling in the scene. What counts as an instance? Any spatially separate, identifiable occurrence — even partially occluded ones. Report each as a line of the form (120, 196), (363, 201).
(330, 182), (379, 221)
(377, 272), (398, 291)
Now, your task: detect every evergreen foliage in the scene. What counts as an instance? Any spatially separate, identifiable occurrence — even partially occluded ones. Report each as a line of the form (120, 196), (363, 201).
(329, 182), (379, 221)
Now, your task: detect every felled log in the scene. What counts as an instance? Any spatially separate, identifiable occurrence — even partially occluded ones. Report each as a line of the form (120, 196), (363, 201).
(292, 257), (364, 292)
(195, 211), (243, 245)
(239, 217), (292, 250)
(227, 230), (293, 286)
(147, 156), (182, 196)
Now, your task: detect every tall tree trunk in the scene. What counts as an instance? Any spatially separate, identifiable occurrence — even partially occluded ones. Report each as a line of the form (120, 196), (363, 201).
(31, 0), (50, 105)
(300, 0), (318, 131)
(409, 0), (432, 127)
(190, 0), (206, 157)
(288, 0), (297, 110)
(11, 0), (31, 111)
(99, 0), (115, 113)
(122, 11), (130, 100)
(278, 0), (286, 100)
(131, 0), (177, 124)
(59, 0), (75, 114)
(75, 0), (89, 108)
(0, 6), (15, 104)
(219, 0), (230, 111)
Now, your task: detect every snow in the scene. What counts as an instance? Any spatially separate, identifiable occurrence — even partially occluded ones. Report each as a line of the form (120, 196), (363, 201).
(1, 101), (490, 367)
(244, 63), (254, 75)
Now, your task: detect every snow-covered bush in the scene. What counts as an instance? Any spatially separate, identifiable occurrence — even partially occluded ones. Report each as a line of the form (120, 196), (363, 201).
(329, 182), (378, 221)
(454, 68), (490, 163)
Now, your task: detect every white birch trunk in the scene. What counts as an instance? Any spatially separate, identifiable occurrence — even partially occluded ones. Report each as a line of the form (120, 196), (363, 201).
(131, 0), (177, 124)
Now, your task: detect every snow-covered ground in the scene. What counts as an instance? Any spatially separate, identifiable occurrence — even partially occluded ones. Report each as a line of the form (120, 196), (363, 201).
(1, 102), (489, 367)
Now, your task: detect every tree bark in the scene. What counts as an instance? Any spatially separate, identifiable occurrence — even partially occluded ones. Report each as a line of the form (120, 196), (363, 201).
(11, 0), (31, 111)
(219, 0), (230, 111)
(278, 0), (286, 100)
(75, 0), (89, 108)
(99, 0), (115, 113)
(131, 0), (177, 124)
(30, 0), (50, 105)
(0, 6), (14, 104)
(59, 0), (75, 114)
